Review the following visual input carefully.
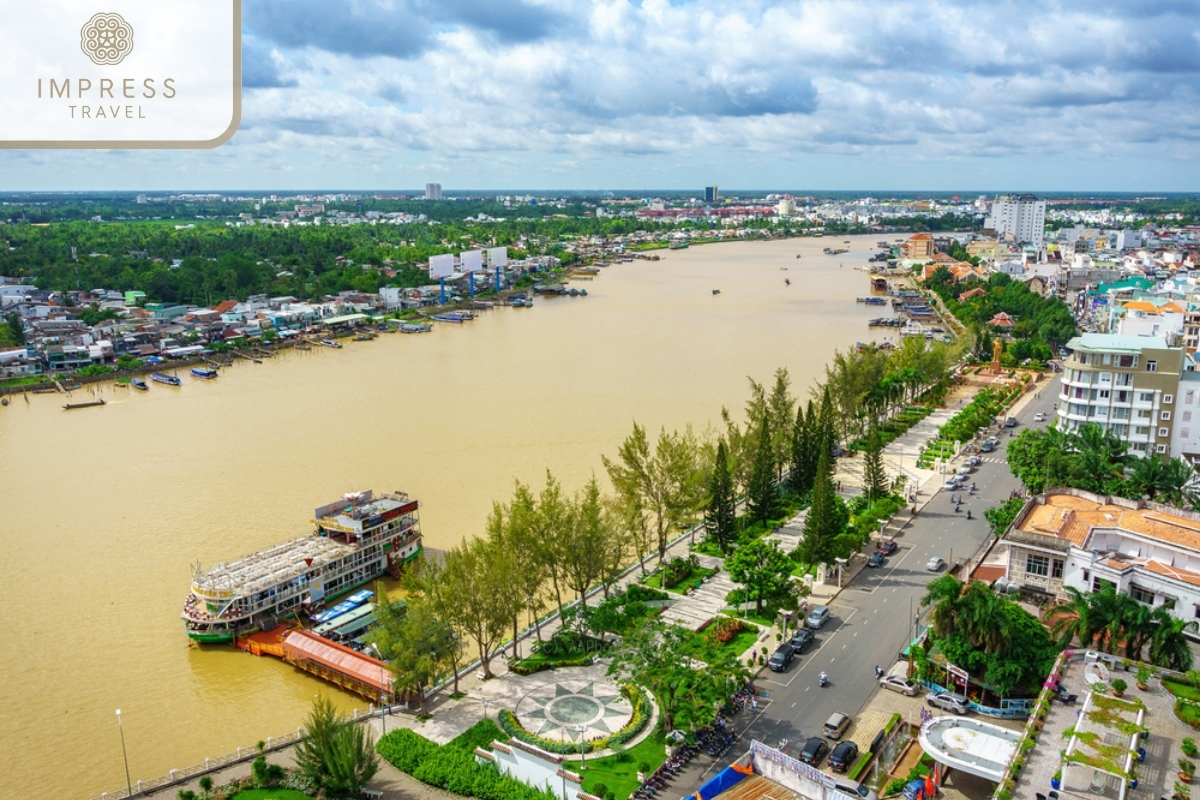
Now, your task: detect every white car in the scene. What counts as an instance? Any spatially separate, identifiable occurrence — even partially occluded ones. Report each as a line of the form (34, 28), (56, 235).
(879, 675), (919, 696)
(927, 556), (946, 571)
(1034, 412), (1046, 422)
(943, 477), (961, 490)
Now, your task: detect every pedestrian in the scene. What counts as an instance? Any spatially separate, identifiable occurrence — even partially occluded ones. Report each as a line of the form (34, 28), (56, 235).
(752, 697), (758, 713)
(875, 665), (884, 678)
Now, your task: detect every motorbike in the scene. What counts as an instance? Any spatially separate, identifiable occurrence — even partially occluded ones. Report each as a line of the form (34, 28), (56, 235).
(966, 510), (973, 520)
(819, 672), (828, 687)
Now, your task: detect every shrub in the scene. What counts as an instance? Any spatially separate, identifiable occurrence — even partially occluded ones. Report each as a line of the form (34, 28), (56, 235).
(1112, 679), (1128, 694)
(1183, 738), (1198, 758)
(626, 585), (668, 603)
(592, 783), (609, 798)
(378, 728), (556, 800)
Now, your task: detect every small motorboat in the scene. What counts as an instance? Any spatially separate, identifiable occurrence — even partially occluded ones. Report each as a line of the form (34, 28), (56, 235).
(712, 289), (721, 295)
(131, 378), (149, 391)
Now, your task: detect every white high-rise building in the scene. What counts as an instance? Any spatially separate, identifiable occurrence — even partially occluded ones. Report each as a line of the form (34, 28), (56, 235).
(985, 193), (1046, 247)
(424, 183), (443, 201)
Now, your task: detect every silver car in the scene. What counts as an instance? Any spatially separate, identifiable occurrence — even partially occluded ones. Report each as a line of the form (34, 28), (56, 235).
(806, 604), (831, 629)
(927, 692), (970, 714)
(879, 675), (919, 696)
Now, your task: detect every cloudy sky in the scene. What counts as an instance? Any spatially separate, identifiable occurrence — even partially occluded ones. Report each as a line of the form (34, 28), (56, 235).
(5, 0), (1200, 192)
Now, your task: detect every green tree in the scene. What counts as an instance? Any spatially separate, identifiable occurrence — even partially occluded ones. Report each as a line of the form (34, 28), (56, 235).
(369, 594), (456, 714)
(704, 439), (737, 555)
(606, 619), (750, 731)
(5, 312), (25, 346)
(861, 420), (888, 502)
(436, 536), (512, 679)
(787, 401), (814, 496)
(745, 417), (778, 526)
(798, 390), (841, 566)
(603, 422), (707, 564)
(726, 539), (795, 616)
(561, 477), (610, 609)
(323, 719), (380, 797)
(766, 367), (796, 479)
(983, 497), (1024, 536)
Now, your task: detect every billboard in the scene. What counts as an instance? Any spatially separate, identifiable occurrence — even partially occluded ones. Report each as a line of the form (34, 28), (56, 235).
(460, 249), (483, 273)
(429, 254), (455, 278)
(487, 247), (508, 269)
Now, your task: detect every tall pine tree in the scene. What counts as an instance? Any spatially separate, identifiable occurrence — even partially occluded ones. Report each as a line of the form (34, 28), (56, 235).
(800, 390), (839, 566)
(788, 402), (809, 496)
(746, 417), (778, 526)
(862, 419), (888, 504)
(704, 439), (737, 554)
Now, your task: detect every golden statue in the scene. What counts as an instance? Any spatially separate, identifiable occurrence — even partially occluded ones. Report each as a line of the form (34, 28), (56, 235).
(992, 339), (1004, 362)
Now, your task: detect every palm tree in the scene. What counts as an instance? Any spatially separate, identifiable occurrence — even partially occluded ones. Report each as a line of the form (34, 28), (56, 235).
(1149, 613), (1199, 671)
(1050, 586), (1112, 649)
(1126, 456), (1168, 500)
(921, 575), (965, 639)
(1118, 600), (1157, 661)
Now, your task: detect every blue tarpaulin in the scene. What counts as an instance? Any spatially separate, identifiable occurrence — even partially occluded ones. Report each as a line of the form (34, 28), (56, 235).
(690, 766), (751, 800)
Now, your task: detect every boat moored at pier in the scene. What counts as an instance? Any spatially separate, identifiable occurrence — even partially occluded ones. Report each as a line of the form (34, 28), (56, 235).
(151, 372), (181, 386)
(191, 367), (219, 379)
(181, 490), (423, 643)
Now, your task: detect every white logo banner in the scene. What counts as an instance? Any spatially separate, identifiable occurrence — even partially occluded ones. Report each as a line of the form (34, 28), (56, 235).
(0, 0), (241, 148)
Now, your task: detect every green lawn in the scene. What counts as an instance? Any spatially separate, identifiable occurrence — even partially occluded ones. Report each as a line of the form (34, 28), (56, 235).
(644, 565), (718, 594)
(0, 376), (50, 388)
(230, 790), (316, 800)
(564, 731), (669, 800)
(1165, 679), (1200, 702)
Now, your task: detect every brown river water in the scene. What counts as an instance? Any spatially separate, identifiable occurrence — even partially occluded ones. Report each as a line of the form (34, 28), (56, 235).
(0, 235), (896, 798)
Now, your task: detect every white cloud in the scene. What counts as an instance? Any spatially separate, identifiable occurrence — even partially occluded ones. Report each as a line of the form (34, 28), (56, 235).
(3, 0), (1200, 190)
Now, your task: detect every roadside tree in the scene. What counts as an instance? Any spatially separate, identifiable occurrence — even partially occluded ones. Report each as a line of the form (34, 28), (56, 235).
(726, 539), (795, 616)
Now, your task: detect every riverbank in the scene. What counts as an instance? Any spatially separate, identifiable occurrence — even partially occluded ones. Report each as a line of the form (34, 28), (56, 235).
(2, 235), (894, 800)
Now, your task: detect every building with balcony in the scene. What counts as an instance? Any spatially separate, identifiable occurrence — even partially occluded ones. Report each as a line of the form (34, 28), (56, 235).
(1057, 333), (1184, 457)
(1004, 490), (1200, 634)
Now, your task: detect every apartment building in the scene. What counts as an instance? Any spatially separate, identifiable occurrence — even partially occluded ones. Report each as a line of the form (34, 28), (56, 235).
(1057, 333), (1184, 456)
(985, 193), (1046, 247)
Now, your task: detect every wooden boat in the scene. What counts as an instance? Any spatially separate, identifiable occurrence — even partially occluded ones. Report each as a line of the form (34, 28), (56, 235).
(320, 340), (343, 348)
(64, 398), (106, 410)
(131, 378), (149, 391)
(712, 289), (721, 295)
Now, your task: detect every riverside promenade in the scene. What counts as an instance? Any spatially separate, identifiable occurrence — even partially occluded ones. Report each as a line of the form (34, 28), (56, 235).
(126, 372), (1053, 800)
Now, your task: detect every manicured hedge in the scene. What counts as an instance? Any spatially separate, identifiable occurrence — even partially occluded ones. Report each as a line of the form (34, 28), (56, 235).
(377, 728), (557, 800)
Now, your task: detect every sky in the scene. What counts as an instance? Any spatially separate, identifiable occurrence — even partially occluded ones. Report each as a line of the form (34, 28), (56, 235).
(5, 0), (1200, 193)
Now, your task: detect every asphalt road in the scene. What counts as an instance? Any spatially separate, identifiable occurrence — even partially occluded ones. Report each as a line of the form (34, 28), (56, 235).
(672, 378), (1064, 791)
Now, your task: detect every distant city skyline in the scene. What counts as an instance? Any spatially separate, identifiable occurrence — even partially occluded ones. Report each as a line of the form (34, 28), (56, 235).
(2, 1), (1199, 192)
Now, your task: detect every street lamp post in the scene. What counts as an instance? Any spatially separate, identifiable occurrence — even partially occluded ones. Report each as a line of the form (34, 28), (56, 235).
(574, 724), (587, 769)
(380, 690), (387, 736)
(116, 709), (133, 799)
(480, 697), (491, 720)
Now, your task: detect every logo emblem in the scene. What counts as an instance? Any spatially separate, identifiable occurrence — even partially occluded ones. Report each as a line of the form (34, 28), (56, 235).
(80, 12), (134, 65)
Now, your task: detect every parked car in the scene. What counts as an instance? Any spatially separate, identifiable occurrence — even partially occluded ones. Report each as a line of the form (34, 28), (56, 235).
(867, 552), (885, 568)
(798, 736), (829, 766)
(878, 539), (898, 555)
(768, 643), (795, 672)
(926, 556), (945, 571)
(943, 476), (961, 490)
(927, 692), (970, 715)
(965, 455), (982, 467)
(807, 604), (831, 629)
(834, 779), (879, 800)
(1005, 417), (1018, 428)
(789, 627), (815, 653)
(879, 675), (919, 696)
(823, 712), (852, 739)
(1034, 412), (1046, 422)
(828, 740), (859, 772)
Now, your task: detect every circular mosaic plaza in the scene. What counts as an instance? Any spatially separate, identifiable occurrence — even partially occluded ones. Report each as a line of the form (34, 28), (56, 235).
(514, 679), (633, 742)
